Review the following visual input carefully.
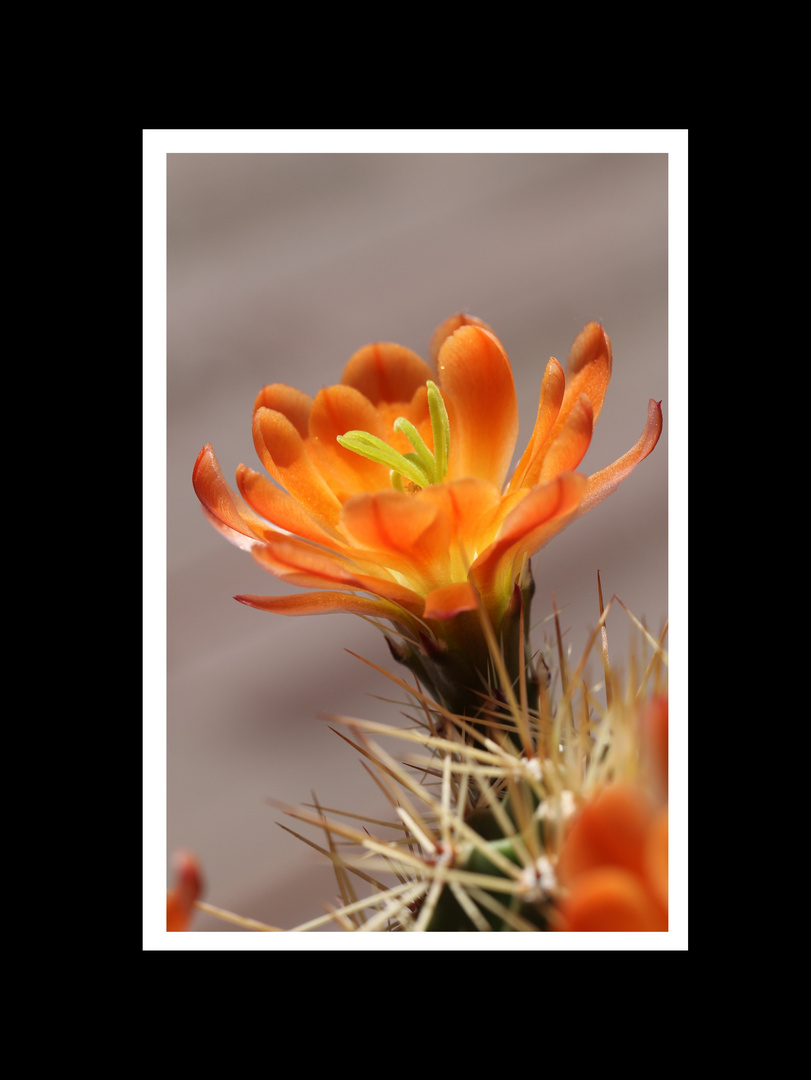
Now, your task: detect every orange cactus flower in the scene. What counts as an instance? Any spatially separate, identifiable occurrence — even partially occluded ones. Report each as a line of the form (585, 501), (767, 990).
(193, 315), (661, 713)
(555, 784), (668, 932)
(166, 851), (203, 932)
(555, 696), (669, 932)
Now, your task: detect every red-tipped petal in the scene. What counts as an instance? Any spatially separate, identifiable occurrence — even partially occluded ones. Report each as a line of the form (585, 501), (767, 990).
(193, 444), (270, 547)
(437, 325), (518, 488)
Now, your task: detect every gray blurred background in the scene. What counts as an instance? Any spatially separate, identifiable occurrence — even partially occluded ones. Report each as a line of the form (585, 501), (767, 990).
(164, 151), (670, 933)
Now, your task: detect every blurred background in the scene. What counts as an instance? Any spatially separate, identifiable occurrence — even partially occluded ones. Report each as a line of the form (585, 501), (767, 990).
(162, 148), (672, 934)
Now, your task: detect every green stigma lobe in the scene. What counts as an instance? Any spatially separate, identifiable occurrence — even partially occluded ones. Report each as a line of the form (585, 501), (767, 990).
(337, 380), (451, 491)
(336, 431), (432, 488)
(393, 417), (436, 479)
(427, 380), (450, 482)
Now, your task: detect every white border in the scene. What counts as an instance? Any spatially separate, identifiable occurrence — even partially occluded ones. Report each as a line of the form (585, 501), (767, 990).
(144, 130), (687, 950)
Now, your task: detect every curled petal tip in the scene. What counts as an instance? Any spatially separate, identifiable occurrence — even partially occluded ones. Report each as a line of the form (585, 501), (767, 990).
(428, 312), (494, 365)
(575, 397), (663, 518)
(645, 398), (664, 445)
(193, 444), (268, 549)
(566, 321), (612, 377)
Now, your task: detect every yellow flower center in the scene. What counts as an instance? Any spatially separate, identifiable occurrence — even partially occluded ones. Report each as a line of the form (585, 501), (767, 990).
(337, 380), (451, 492)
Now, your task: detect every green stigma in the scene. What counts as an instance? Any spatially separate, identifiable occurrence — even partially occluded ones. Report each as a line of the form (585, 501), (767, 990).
(337, 380), (451, 492)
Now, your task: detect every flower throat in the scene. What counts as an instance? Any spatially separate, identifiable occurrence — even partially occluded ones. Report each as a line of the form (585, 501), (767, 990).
(337, 380), (450, 493)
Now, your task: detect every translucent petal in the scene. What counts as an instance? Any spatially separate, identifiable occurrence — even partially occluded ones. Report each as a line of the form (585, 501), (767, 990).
(193, 444), (272, 545)
(250, 534), (425, 616)
(235, 590), (407, 622)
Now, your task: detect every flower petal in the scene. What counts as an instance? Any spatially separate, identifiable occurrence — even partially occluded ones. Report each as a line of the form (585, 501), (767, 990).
(254, 384), (313, 437)
(556, 866), (667, 932)
(418, 478), (504, 575)
(471, 473), (587, 604)
(508, 323), (612, 495)
(644, 809), (669, 916)
(339, 490), (449, 590)
(557, 784), (652, 882)
(423, 581), (479, 621)
(339, 489), (440, 546)
(193, 444), (272, 548)
(507, 358), (566, 493)
(249, 533), (363, 588)
(305, 383), (391, 497)
(341, 342), (433, 406)
(253, 407), (344, 527)
(641, 694), (669, 802)
(235, 464), (343, 546)
(536, 394), (594, 483)
(250, 534), (426, 616)
(563, 321), (613, 426)
(236, 589), (411, 624)
(428, 312), (494, 366)
(436, 325), (518, 488)
(572, 398), (663, 520)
